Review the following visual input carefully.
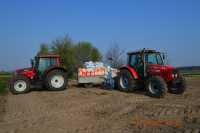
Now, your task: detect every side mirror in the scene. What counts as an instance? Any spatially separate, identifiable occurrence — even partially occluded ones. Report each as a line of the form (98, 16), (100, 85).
(31, 59), (34, 68)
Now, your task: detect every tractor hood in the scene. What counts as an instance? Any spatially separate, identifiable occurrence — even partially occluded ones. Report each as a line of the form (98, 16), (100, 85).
(15, 67), (36, 79)
(16, 67), (33, 74)
(147, 64), (179, 81)
(148, 64), (175, 72)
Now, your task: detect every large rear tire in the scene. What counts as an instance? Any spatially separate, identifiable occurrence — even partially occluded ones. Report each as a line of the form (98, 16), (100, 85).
(10, 75), (30, 94)
(45, 70), (68, 91)
(117, 69), (137, 92)
(146, 76), (167, 98)
(168, 75), (186, 94)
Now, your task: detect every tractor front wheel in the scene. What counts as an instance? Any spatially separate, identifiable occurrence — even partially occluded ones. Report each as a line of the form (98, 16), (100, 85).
(10, 75), (31, 94)
(146, 76), (167, 98)
(45, 70), (68, 91)
(168, 75), (186, 94)
(118, 69), (137, 92)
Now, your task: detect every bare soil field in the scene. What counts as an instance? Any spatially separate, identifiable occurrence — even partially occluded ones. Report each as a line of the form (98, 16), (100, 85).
(0, 77), (200, 133)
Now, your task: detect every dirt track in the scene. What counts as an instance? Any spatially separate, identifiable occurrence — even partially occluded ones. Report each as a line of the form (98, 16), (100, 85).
(0, 77), (200, 133)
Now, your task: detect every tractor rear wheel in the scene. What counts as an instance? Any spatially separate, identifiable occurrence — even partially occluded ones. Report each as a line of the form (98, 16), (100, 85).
(45, 70), (68, 91)
(146, 76), (167, 98)
(10, 75), (30, 94)
(168, 75), (186, 94)
(118, 69), (137, 92)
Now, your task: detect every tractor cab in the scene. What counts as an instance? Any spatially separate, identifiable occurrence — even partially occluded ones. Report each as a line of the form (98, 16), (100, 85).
(31, 54), (61, 77)
(127, 49), (166, 78)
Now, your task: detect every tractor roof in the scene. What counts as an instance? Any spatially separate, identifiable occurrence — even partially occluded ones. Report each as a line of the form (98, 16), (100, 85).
(36, 53), (60, 58)
(127, 48), (160, 55)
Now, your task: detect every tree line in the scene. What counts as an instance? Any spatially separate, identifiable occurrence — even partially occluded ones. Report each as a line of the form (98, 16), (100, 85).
(38, 36), (126, 78)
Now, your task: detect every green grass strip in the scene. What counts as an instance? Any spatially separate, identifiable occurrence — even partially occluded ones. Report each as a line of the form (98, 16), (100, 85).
(0, 81), (6, 94)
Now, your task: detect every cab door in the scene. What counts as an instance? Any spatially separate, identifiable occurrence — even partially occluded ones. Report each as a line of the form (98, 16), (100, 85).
(129, 54), (144, 78)
(37, 58), (57, 78)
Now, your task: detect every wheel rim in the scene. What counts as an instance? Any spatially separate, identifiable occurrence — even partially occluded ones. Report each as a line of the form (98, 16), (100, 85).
(149, 82), (159, 94)
(50, 75), (65, 88)
(120, 75), (129, 89)
(14, 80), (27, 92)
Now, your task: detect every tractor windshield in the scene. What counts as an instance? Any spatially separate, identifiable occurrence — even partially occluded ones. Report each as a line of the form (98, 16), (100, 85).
(145, 53), (164, 65)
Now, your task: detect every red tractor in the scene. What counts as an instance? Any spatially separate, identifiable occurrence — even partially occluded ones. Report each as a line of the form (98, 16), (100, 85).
(118, 49), (186, 98)
(10, 54), (68, 94)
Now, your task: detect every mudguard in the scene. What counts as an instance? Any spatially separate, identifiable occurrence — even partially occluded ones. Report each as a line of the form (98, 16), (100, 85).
(44, 65), (67, 77)
(120, 65), (139, 79)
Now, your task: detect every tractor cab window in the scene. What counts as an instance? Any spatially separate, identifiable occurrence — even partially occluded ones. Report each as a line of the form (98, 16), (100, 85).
(37, 58), (57, 74)
(129, 54), (144, 77)
(145, 53), (163, 65)
(129, 54), (142, 67)
(156, 54), (164, 65)
(50, 58), (56, 65)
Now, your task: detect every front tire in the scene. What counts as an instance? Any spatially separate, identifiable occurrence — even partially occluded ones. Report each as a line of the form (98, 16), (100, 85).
(146, 76), (167, 98)
(168, 75), (186, 94)
(117, 69), (137, 92)
(10, 75), (30, 94)
(45, 70), (68, 91)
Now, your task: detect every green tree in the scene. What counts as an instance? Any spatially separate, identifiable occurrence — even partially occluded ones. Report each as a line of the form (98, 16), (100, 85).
(38, 43), (49, 55)
(51, 36), (75, 77)
(91, 47), (102, 61)
(73, 42), (102, 66)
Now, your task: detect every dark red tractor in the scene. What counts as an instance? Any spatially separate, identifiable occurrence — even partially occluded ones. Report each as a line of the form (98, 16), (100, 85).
(118, 48), (186, 98)
(10, 54), (68, 94)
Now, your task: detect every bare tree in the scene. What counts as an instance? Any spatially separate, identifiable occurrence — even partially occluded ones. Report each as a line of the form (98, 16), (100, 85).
(104, 44), (126, 68)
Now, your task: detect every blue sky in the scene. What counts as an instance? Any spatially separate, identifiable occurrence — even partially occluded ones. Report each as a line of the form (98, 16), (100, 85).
(0, 0), (200, 70)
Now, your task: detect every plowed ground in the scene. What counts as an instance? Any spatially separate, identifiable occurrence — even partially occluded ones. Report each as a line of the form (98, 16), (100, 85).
(0, 77), (200, 133)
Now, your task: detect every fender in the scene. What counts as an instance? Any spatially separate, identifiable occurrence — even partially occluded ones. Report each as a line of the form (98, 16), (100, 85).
(120, 65), (139, 79)
(44, 65), (67, 77)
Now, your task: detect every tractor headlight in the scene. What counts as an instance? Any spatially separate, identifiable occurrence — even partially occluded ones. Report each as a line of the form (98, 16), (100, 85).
(172, 74), (175, 78)
(172, 69), (179, 78)
(172, 73), (178, 78)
